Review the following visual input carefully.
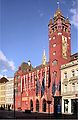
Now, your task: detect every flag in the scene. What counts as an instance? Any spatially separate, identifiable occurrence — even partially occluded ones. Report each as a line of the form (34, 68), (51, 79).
(21, 77), (22, 93)
(24, 75), (25, 88)
(41, 77), (45, 97)
(52, 80), (56, 96)
(48, 67), (51, 88)
(57, 80), (61, 91)
(36, 79), (41, 96)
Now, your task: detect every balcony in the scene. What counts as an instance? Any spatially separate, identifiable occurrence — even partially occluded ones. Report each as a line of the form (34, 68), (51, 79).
(62, 78), (68, 84)
(61, 90), (78, 96)
(69, 76), (78, 81)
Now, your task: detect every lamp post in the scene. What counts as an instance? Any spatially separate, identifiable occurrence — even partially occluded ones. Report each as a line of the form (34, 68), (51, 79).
(14, 76), (16, 119)
(75, 94), (78, 119)
(14, 88), (15, 118)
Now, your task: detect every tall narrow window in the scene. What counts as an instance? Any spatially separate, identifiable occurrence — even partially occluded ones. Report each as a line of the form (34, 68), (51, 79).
(72, 70), (75, 77)
(53, 71), (57, 78)
(64, 99), (68, 113)
(64, 72), (67, 79)
(42, 99), (46, 112)
(72, 83), (75, 92)
(36, 99), (39, 112)
(64, 84), (67, 93)
(30, 100), (33, 111)
(76, 69), (78, 76)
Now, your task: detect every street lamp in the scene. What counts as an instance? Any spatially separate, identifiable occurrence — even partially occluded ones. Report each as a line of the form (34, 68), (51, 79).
(75, 94), (78, 119)
(14, 88), (15, 118)
(14, 76), (16, 118)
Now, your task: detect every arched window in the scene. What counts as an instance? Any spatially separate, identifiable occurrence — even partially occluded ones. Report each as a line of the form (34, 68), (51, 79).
(36, 99), (39, 112)
(42, 99), (46, 112)
(30, 100), (33, 111)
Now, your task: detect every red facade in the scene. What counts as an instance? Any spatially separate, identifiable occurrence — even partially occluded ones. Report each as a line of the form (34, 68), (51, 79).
(14, 8), (71, 113)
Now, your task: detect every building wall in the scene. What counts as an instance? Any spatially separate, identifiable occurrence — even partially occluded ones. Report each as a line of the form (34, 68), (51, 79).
(5, 78), (14, 110)
(14, 8), (72, 113)
(48, 9), (71, 113)
(0, 77), (14, 110)
(0, 83), (6, 108)
(14, 65), (52, 112)
(61, 59), (78, 114)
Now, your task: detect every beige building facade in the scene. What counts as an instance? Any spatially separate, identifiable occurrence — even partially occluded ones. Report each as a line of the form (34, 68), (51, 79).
(0, 77), (14, 110)
(0, 83), (6, 108)
(5, 78), (14, 110)
(61, 58), (78, 114)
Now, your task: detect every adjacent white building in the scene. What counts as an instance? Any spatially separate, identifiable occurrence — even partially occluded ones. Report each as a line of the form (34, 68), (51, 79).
(5, 78), (14, 110)
(61, 58), (78, 114)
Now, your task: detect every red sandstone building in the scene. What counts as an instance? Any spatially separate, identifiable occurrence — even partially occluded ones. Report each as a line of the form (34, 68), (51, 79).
(14, 7), (71, 113)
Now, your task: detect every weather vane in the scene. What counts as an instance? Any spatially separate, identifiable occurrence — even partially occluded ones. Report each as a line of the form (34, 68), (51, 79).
(57, 1), (59, 9)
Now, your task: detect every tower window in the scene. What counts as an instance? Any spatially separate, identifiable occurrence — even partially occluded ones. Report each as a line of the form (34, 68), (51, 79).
(53, 36), (55, 40)
(53, 71), (57, 78)
(52, 60), (58, 66)
(53, 43), (56, 47)
(53, 51), (56, 55)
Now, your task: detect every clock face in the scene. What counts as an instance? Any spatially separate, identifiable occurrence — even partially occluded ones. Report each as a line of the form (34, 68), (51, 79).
(62, 35), (68, 59)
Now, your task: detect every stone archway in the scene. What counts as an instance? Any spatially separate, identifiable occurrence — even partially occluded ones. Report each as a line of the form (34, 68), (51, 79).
(42, 99), (46, 112)
(36, 99), (39, 112)
(30, 100), (33, 111)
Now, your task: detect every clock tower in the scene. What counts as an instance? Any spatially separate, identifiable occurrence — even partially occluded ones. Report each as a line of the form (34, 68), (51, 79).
(48, 8), (71, 113)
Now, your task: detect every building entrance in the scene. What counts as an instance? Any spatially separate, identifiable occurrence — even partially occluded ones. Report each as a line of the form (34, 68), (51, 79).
(42, 99), (46, 112)
(30, 100), (33, 111)
(54, 96), (61, 114)
(71, 99), (77, 114)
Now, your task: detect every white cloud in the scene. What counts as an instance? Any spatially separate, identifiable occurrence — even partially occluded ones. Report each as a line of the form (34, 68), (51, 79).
(0, 50), (15, 73)
(69, 0), (78, 28)
(70, 8), (78, 28)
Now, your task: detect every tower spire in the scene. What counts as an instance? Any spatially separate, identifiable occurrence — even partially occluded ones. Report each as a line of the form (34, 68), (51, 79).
(42, 49), (46, 65)
(57, 1), (59, 9)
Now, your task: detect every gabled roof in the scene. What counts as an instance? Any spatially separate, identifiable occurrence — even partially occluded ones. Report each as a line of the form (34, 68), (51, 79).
(0, 77), (8, 83)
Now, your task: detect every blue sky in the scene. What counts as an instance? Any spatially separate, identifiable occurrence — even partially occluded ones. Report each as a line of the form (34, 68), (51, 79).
(0, 0), (78, 77)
